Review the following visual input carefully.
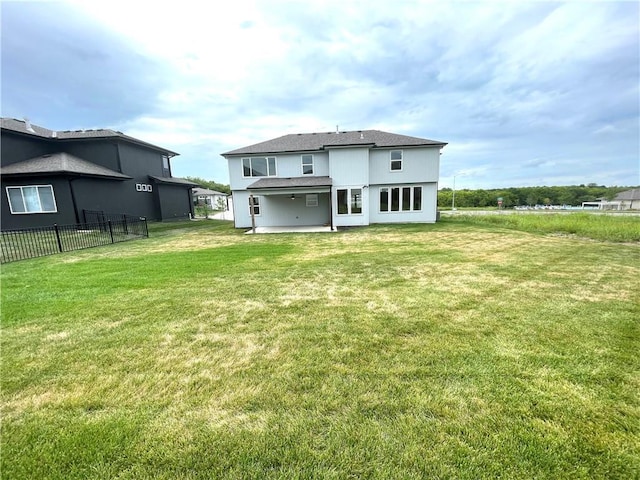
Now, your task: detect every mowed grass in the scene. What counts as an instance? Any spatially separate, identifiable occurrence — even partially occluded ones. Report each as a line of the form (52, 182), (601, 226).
(1, 216), (639, 479)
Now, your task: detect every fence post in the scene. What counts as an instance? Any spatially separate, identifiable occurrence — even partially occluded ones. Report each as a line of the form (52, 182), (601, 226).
(54, 224), (63, 252)
(108, 220), (114, 243)
(142, 217), (148, 237)
(123, 215), (129, 235)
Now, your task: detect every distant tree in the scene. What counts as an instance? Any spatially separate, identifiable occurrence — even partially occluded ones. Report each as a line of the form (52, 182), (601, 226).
(185, 177), (231, 194)
(437, 185), (638, 208)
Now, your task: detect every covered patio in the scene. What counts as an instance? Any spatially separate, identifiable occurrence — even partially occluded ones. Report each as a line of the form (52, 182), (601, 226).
(246, 176), (334, 231)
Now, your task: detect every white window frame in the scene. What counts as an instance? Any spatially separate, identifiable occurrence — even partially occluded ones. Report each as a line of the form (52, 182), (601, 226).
(336, 187), (363, 215)
(379, 185), (422, 213)
(301, 154), (314, 175)
(248, 196), (261, 216)
(242, 157), (277, 178)
(306, 194), (318, 207)
(6, 185), (58, 214)
(390, 150), (403, 172)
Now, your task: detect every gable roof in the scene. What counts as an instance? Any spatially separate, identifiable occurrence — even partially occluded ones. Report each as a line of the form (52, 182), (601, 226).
(247, 176), (332, 189)
(1, 118), (179, 156)
(222, 130), (447, 156)
(149, 175), (199, 187)
(0, 152), (132, 180)
(193, 187), (227, 196)
(614, 188), (640, 201)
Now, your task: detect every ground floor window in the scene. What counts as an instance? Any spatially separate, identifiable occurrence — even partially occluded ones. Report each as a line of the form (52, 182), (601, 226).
(379, 186), (422, 212)
(337, 188), (362, 215)
(248, 196), (261, 215)
(306, 194), (318, 207)
(6, 185), (57, 214)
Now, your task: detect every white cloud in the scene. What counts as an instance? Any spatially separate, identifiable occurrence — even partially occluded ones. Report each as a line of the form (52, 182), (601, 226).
(4, 0), (638, 187)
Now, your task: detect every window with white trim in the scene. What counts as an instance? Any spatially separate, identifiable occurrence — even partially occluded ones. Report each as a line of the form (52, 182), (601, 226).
(306, 194), (318, 207)
(162, 155), (170, 177)
(390, 150), (403, 171)
(379, 186), (422, 212)
(242, 157), (277, 177)
(248, 196), (261, 216)
(337, 188), (362, 215)
(7, 185), (57, 214)
(301, 154), (314, 175)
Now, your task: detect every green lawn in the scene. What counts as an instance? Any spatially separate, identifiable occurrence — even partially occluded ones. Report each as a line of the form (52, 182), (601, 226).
(2, 216), (639, 479)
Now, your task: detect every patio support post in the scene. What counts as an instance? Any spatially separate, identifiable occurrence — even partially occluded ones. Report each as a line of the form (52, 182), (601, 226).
(249, 194), (256, 234)
(329, 186), (334, 231)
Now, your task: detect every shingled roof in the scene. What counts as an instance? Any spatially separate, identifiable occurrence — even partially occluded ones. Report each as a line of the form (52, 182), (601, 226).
(0, 152), (132, 180)
(1, 118), (179, 156)
(223, 130), (447, 156)
(614, 188), (640, 201)
(247, 176), (332, 190)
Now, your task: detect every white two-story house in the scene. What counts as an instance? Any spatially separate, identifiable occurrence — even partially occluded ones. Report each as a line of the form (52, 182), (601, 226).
(222, 129), (447, 230)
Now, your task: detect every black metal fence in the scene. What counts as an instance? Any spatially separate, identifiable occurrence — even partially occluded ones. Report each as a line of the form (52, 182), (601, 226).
(1, 214), (148, 263)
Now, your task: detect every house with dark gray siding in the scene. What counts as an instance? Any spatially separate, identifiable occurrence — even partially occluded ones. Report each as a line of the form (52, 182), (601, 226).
(223, 129), (447, 230)
(1, 118), (197, 230)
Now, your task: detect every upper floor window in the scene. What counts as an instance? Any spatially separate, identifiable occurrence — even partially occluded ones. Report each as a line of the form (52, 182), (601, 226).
(162, 155), (170, 177)
(390, 150), (403, 171)
(301, 154), (314, 175)
(7, 185), (57, 214)
(243, 157), (276, 177)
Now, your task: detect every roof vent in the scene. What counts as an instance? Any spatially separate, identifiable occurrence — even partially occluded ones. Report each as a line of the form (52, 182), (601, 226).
(360, 132), (364, 140)
(24, 117), (36, 133)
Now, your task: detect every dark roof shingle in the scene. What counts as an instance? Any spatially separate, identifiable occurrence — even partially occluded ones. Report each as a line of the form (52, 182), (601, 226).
(223, 130), (447, 156)
(247, 176), (332, 189)
(0, 152), (132, 179)
(149, 176), (199, 187)
(1, 118), (179, 156)
(614, 188), (640, 201)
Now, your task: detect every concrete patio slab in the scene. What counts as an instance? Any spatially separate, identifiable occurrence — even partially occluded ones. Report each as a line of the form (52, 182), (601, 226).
(244, 226), (334, 234)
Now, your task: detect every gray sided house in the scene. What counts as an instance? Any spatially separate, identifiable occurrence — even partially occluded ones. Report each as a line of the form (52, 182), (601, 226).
(613, 188), (640, 210)
(1, 118), (197, 230)
(223, 129), (447, 229)
(193, 187), (228, 210)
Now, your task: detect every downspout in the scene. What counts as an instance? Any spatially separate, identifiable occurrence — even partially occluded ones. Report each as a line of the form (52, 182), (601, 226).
(115, 142), (123, 173)
(188, 188), (194, 219)
(69, 177), (81, 224)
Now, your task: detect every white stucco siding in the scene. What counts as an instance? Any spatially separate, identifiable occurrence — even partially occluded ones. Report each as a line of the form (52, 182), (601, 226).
(329, 148), (369, 186)
(369, 147), (440, 185)
(231, 190), (253, 228)
(227, 153), (330, 192)
(368, 183), (438, 224)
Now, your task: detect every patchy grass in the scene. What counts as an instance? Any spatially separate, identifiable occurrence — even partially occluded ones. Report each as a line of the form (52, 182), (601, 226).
(448, 211), (640, 242)
(2, 219), (639, 479)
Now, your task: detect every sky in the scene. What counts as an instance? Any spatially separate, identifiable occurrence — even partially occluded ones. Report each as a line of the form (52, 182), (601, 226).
(1, 0), (638, 189)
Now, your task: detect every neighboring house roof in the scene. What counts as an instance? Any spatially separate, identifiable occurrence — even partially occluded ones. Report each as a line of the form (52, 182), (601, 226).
(614, 188), (640, 201)
(149, 175), (199, 187)
(193, 187), (227, 196)
(222, 130), (447, 156)
(1, 118), (179, 156)
(248, 176), (333, 189)
(0, 152), (132, 180)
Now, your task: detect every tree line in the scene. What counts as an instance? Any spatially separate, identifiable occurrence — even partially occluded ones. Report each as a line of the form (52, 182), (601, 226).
(184, 178), (634, 209)
(185, 177), (231, 195)
(437, 184), (635, 208)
